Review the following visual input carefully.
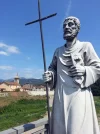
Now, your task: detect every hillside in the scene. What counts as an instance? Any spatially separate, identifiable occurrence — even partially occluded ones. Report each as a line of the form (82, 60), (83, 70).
(19, 78), (44, 85)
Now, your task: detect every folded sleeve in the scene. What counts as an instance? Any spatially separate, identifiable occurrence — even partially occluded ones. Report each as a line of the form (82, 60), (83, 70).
(81, 42), (100, 88)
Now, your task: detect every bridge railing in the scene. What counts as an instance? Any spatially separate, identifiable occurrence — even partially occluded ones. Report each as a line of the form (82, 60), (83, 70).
(0, 118), (48, 134)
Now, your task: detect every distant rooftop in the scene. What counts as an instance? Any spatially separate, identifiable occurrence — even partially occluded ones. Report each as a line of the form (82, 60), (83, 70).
(4, 82), (20, 86)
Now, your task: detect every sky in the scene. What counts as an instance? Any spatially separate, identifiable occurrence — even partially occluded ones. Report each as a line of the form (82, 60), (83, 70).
(0, 0), (100, 79)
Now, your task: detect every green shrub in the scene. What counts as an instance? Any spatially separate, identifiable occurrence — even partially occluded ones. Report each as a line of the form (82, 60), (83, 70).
(15, 88), (20, 92)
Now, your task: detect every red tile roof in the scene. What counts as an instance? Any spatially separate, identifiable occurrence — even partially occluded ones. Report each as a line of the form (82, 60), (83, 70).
(4, 82), (20, 86)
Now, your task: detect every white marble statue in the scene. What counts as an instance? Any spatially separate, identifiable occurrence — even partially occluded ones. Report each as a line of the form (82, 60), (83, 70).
(43, 16), (100, 134)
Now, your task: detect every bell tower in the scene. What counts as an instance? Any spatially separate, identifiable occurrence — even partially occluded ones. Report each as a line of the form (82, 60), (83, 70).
(14, 73), (20, 84)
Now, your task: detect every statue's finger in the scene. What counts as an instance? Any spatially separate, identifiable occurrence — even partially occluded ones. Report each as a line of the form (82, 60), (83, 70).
(70, 66), (76, 69)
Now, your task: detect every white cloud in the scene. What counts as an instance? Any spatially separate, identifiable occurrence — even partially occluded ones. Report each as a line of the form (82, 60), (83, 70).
(0, 42), (20, 56)
(0, 51), (8, 56)
(60, 0), (72, 29)
(0, 66), (13, 70)
(0, 66), (43, 79)
(65, 0), (72, 17)
(7, 46), (20, 53)
(0, 43), (6, 47)
(20, 68), (44, 79)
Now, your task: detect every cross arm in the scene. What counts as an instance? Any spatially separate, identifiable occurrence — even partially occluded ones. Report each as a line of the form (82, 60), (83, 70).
(25, 13), (57, 26)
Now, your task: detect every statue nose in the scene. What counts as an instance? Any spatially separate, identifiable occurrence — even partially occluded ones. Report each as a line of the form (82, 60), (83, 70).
(65, 24), (69, 29)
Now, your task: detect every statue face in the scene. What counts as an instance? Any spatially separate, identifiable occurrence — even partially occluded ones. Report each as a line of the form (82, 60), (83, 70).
(63, 19), (79, 40)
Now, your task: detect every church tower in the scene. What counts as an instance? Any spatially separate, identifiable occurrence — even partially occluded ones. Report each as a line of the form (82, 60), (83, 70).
(14, 73), (20, 84)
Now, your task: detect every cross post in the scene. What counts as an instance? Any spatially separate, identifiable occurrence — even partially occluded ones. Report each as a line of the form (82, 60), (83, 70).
(25, 0), (57, 134)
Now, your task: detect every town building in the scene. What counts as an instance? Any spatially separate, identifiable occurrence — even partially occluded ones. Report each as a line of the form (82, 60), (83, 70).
(22, 83), (46, 91)
(0, 74), (46, 92)
(0, 74), (22, 92)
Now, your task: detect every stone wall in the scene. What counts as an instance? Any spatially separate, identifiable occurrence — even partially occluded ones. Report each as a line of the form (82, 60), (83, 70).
(27, 91), (54, 96)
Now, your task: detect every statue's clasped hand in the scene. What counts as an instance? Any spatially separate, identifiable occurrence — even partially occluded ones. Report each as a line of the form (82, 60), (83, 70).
(69, 65), (86, 77)
(42, 71), (53, 83)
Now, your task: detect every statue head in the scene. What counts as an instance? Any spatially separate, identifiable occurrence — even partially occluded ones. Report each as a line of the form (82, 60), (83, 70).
(63, 16), (80, 41)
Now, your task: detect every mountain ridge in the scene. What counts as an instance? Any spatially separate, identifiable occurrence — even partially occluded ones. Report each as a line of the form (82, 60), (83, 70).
(0, 78), (44, 86)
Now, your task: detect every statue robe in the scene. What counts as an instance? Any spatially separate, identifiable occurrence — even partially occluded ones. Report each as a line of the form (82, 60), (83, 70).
(49, 40), (100, 134)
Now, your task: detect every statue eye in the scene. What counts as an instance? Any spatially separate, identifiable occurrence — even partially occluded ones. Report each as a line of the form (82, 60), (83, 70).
(68, 22), (74, 27)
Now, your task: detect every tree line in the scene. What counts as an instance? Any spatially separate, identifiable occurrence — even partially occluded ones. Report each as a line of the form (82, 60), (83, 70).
(91, 79), (100, 96)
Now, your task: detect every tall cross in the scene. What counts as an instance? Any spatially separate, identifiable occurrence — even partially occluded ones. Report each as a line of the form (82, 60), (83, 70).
(25, 1), (57, 134)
